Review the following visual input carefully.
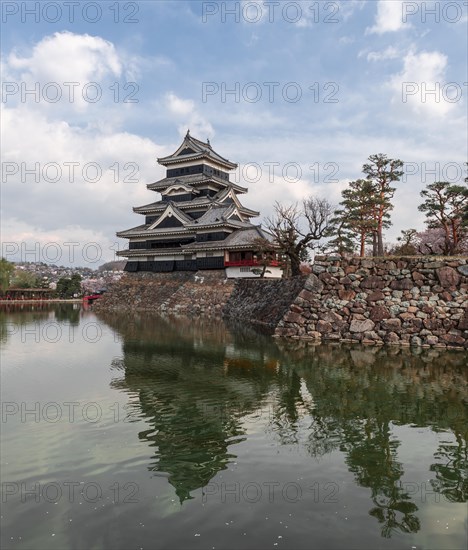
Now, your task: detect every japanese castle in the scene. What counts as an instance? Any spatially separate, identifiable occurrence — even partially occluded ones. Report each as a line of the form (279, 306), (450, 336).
(117, 131), (282, 278)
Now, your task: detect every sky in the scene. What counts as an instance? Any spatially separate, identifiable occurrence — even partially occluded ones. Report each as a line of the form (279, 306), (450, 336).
(1, 0), (467, 267)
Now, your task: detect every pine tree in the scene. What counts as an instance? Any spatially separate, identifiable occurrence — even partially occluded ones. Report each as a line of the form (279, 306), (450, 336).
(56, 274), (82, 298)
(362, 154), (404, 256)
(339, 179), (385, 257)
(324, 210), (356, 255)
(392, 229), (419, 256)
(418, 181), (468, 255)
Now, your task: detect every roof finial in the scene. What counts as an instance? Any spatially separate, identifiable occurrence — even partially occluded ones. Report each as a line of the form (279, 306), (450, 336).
(186, 128), (190, 138)
(207, 137), (210, 145)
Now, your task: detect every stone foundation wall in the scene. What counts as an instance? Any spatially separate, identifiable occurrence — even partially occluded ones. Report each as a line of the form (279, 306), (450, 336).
(94, 271), (235, 316)
(94, 256), (467, 348)
(223, 277), (307, 327)
(275, 256), (468, 349)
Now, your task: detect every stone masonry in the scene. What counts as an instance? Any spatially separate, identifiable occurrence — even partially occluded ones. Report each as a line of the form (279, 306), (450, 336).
(94, 256), (467, 349)
(275, 256), (468, 349)
(94, 271), (235, 316)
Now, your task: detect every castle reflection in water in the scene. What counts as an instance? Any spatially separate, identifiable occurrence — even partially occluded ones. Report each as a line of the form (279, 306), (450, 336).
(99, 312), (467, 538)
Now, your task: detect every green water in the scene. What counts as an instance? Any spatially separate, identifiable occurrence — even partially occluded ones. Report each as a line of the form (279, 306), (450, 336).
(1, 304), (467, 550)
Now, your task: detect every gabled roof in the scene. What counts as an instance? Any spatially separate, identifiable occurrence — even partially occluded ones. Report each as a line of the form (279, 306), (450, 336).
(148, 203), (193, 229)
(147, 174), (247, 194)
(157, 131), (237, 170)
(185, 204), (249, 227)
(216, 186), (260, 216)
(133, 187), (259, 218)
(133, 196), (213, 214)
(117, 225), (197, 238)
(183, 226), (274, 250)
(118, 204), (248, 238)
(189, 205), (232, 225)
(116, 224), (149, 238)
(161, 181), (200, 196)
(223, 226), (274, 245)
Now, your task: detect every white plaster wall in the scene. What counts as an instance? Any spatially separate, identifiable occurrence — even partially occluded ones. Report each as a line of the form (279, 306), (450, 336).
(225, 266), (282, 279)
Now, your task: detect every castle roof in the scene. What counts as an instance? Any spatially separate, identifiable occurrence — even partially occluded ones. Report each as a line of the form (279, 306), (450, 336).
(157, 131), (237, 170)
(117, 133), (279, 270)
(116, 213), (252, 238)
(184, 226), (273, 250)
(133, 186), (259, 217)
(186, 204), (245, 226)
(116, 226), (274, 257)
(147, 174), (247, 194)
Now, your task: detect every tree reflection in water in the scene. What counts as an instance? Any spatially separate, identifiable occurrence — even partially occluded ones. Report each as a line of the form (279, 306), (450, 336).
(430, 435), (467, 503)
(99, 312), (467, 537)
(0, 302), (82, 344)
(277, 340), (467, 538)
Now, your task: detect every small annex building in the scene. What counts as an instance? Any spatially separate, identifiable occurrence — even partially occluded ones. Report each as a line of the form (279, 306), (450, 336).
(117, 131), (282, 278)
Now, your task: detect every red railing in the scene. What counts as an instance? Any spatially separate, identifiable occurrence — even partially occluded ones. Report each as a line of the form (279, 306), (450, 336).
(224, 259), (279, 267)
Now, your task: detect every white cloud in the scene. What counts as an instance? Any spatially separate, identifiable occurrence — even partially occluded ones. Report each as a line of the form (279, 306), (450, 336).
(165, 92), (214, 138)
(7, 31), (122, 83)
(0, 30), (181, 266)
(3, 32), (127, 113)
(2, 19), (465, 264)
(388, 49), (457, 116)
(365, 46), (400, 62)
(339, 36), (355, 45)
(1, 218), (119, 267)
(166, 93), (194, 116)
(297, 0), (366, 27)
(1, 104), (169, 265)
(337, 0), (367, 21)
(367, 1), (409, 34)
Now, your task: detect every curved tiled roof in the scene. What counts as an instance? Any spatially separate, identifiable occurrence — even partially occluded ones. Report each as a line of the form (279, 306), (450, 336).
(184, 226), (275, 250)
(147, 174), (247, 194)
(157, 132), (237, 169)
(134, 186), (258, 216)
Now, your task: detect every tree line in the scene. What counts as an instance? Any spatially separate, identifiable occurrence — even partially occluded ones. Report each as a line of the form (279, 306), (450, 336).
(0, 259), (82, 298)
(265, 156), (468, 276)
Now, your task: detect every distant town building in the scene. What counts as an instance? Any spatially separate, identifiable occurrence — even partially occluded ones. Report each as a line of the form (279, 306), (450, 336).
(117, 131), (282, 278)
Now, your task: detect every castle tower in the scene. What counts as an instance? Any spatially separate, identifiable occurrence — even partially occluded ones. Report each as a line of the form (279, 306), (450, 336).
(117, 132), (282, 278)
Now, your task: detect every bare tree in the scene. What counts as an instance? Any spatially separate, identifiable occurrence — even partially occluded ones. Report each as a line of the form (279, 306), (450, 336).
(265, 197), (333, 277)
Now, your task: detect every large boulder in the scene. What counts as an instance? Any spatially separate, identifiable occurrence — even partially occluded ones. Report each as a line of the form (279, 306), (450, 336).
(369, 306), (391, 321)
(381, 318), (402, 331)
(349, 319), (375, 333)
(436, 267), (460, 288)
(390, 279), (413, 290)
(304, 274), (324, 293)
(361, 276), (386, 290)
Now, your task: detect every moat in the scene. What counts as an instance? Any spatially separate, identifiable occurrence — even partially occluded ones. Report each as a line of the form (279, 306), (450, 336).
(1, 304), (467, 550)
